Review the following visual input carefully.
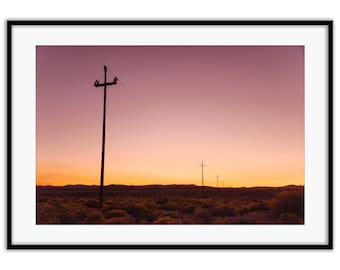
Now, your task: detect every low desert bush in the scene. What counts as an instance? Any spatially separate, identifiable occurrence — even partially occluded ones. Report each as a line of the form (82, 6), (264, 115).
(37, 202), (58, 223)
(126, 203), (154, 222)
(38, 197), (47, 203)
(200, 199), (214, 209)
(84, 199), (100, 208)
(86, 211), (104, 224)
(104, 209), (127, 219)
(155, 197), (169, 204)
(194, 207), (212, 223)
(227, 216), (252, 224)
(57, 210), (75, 224)
(181, 204), (196, 214)
(153, 216), (181, 224)
(104, 214), (135, 224)
(154, 210), (179, 219)
(74, 209), (87, 222)
(161, 201), (179, 211)
(251, 201), (269, 211)
(102, 201), (118, 212)
(212, 204), (236, 217)
(239, 201), (269, 215)
(279, 213), (302, 224)
(211, 216), (230, 224)
(144, 201), (158, 209)
(272, 191), (304, 218)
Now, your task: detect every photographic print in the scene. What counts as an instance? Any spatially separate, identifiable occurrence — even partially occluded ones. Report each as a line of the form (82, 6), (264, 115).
(8, 21), (332, 248)
(36, 46), (305, 225)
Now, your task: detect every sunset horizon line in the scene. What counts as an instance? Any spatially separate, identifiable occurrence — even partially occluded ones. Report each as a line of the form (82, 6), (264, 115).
(36, 183), (304, 189)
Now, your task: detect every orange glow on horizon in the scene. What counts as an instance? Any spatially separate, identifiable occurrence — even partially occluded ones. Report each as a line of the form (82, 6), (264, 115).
(36, 164), (304, 187)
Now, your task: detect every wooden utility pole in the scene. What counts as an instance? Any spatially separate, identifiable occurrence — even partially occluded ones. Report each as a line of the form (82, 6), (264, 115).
(93, 66), (118, 207)
(200, 160), (205, 198)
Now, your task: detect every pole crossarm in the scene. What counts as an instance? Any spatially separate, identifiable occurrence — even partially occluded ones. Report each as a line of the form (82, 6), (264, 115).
(94, 79), (118, 87)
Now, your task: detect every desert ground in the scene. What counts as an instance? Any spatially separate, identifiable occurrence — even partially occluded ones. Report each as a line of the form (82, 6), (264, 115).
(37, 185), (304, 224)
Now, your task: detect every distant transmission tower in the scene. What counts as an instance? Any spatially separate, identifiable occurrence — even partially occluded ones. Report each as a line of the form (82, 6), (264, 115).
(216, 174), (219, 188)
(200, 160), (205, 198)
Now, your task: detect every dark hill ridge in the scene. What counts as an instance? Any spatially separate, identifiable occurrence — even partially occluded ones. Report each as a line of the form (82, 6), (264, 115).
(37, 184), (303, 200)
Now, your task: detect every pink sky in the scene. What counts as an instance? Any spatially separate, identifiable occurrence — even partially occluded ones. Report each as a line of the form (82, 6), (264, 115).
(36, 46), (304, 187)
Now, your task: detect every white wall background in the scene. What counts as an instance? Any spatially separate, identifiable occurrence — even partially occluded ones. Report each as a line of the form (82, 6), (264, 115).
(0, 0), (338, 269)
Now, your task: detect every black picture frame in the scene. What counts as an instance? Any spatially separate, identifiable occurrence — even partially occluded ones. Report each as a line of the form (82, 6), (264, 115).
(7, 20), (333, 249)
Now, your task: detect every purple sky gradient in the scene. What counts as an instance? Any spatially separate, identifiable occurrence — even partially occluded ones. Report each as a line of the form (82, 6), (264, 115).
(36, 46), (304, 187)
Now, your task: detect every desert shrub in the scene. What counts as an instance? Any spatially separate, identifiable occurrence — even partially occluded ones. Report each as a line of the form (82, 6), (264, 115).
(104, 200), (114, 205)
(235, 210), (275, 224)
(84, 199), (100, 208)
(153, 216), (181, 224)
(86, 211), (104, 223)
(104, 209), (127, 219)
(102, 200), (116, 211)
(154, 210), (179, 219)
(144, 201), (158, 209)
(194, 207), (212, 223)
(111, 199), (128, 207)
(161, 201), (179, 211)
(105, 214), (135, 224)
(38, 197), (47, 203)
(51, 202), (74, 224)
(212, 204), (236, 217)
(53, 202), (79, 224)
(102, 200), (126, 212)
(227, 216), (252, 224)
(239, 206), (250, 216)
(249, 201), (269, 211)
(272, 191), (304, 218)
(279, 213), (302, 224)
(58, 210), (75, 224)
(200, 199), (214, 209)
(126, 203), (154, 222)
(222, 199), (230, 204)
(52, 199), (66, 210)
(102, 204), (116, 212)
(37, 202), (58, 224)
(155, 197), (168, 204)
(126, 203), (146, 216)
(258, 201), (270, 211)
(181, 204), (196, 214)
(239, 201), (269, 216)
(211, 216), (230, 224)
(74, 209), (87, 222)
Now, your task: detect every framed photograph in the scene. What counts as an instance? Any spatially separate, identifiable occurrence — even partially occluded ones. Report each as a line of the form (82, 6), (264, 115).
(7, 20), (333, 249)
